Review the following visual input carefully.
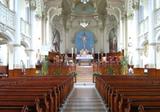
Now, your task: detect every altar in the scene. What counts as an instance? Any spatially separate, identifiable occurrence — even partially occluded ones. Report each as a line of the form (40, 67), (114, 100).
(76, 54), (93, 65)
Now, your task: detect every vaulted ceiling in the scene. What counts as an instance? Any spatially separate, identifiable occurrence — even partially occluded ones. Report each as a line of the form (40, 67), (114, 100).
(44, 0), (126, 30)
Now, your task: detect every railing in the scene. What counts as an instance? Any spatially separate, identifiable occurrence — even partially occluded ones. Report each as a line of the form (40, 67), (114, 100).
(0, 1), (15, 30)
(20, 18), (31, 37)
(155, 8), (160, 28)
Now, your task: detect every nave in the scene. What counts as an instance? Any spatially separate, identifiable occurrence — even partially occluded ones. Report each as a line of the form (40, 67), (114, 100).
(61, 83), (107, 112)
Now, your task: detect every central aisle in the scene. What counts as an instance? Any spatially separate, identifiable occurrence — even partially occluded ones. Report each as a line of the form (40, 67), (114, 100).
(76, 65), (93, 82)
(61, 83), (107, 112)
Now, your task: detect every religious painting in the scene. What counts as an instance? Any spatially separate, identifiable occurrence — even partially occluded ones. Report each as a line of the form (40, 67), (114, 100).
(75, 31), (94, 53)
(52, 28), (60, 52)
(109, 28), (117, 52)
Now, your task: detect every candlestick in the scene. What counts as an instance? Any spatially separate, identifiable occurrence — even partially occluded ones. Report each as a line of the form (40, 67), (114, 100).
(71, 47), (73, 58)
(75, 48), (77, 54)
(92, 48), (94, 54)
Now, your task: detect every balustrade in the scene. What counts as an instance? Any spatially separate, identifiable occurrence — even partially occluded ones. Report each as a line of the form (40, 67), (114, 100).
(0, 2), (15, 30)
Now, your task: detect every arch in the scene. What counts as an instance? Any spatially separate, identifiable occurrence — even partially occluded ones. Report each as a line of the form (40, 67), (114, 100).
(156, 31), (160, 41)
(48, 7), (62, 23)
(0, 31), (14, 44)
(21, 40), (30, 48)
(75, 31), (95, 53)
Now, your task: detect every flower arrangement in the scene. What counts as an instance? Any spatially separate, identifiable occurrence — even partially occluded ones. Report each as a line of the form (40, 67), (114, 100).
(120, 55), (128, 75)
(107, 66), (114, 75)
(93, 72), (101, 83)
(41, 56), (48, 76)
(54, 68), (61, 76)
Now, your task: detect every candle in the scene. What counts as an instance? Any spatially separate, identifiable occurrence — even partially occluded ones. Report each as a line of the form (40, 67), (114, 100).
(71, 47), (73, 57)
(92, 48), (94, 54)
(98, 51), (99, 62)
(75, 48), (77, 54)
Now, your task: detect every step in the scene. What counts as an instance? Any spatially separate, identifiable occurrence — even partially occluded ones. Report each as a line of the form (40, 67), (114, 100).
(62, 107), (106, 112)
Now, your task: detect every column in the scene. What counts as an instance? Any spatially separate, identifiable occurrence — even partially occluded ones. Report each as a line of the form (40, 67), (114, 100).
(13, 45), (21, 68)
(118, 18), (123, 51)
(148, 0), (155, 68)
(25, 49), (34, 68)
(132, 10), (139, 67)
(46, 14), (50, 46)
(124, 15), (128, 56)
(30, 6), (40, 67)
(13, 0), (21, 68)
(9, 0), (15, 11)
(8, 44), (14, 69)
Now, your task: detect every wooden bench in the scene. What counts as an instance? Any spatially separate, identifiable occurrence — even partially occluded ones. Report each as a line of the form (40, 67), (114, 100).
(0, 75), (74, 112)
(96, 76), (160, 112)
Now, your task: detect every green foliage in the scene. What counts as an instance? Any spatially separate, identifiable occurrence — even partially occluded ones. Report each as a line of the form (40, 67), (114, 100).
(41, 56), (48, 76)
(93, 72), (101, 77)
(107, 66), (114, 75)
(120, 56), (128, 66)
(54, 68), (61, 76)
(120, 56), (128, 75)
(72, 72), (78, 77)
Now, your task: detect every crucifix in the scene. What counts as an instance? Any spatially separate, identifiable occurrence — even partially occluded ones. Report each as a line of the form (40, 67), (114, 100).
(82, 32), (87, 49)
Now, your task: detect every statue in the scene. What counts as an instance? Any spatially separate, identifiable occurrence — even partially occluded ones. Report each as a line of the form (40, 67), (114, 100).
(82, 32), (87, 49)
(109, 28), (117, 52)
(52, 27), (60, 52)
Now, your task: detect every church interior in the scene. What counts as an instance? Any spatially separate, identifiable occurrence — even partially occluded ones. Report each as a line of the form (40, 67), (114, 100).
(0, 0), (160, 112)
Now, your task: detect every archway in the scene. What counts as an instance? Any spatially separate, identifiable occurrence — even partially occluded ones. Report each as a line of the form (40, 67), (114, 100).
(75, 31), (94, 54)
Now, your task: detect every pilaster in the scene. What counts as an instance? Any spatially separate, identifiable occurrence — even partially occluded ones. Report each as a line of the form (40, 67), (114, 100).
(13, 44), (21, 68)
(148, 0), (155, 68)
(13, 0), (21, 68)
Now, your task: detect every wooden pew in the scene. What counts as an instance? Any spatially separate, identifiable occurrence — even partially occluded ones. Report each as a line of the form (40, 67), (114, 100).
(96, 76), (160, 112)
(0, 75), (74, 112)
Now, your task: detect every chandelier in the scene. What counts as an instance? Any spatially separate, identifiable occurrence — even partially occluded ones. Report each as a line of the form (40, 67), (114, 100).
(80, 20), (89, 28)
(80, 0), (90, 4)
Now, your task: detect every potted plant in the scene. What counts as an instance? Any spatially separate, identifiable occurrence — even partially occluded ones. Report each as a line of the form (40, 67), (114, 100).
(120, 56), (128, 75)
(70, 72), (78, 82)
(93, 72), (101, 83)
(107, 66), (114, 75)
(54, 68), (61, 76)
(41, 56), (48, 76)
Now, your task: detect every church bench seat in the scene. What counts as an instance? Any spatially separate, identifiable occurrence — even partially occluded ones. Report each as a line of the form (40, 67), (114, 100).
(120, 96), (160, 112)
(96, 76), (160, 112)
(0, 76), (74, 112)
(138, 105), (160, 112)
(96, 76), (160, 104)
(0, 95), (46, 112)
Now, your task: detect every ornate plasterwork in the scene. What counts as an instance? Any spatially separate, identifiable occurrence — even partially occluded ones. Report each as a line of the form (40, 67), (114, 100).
(35, 0), (45, 18)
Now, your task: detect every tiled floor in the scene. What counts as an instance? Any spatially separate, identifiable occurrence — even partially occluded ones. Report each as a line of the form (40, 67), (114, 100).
(61, 83), (108, 112)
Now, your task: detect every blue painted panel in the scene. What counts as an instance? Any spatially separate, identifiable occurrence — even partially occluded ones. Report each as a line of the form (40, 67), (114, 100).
(75, 31), (94, 53)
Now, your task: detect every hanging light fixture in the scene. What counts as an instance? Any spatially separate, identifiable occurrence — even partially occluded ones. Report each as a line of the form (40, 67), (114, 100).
(80, 19), (89, 28)
(80, 0), (90, 4)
